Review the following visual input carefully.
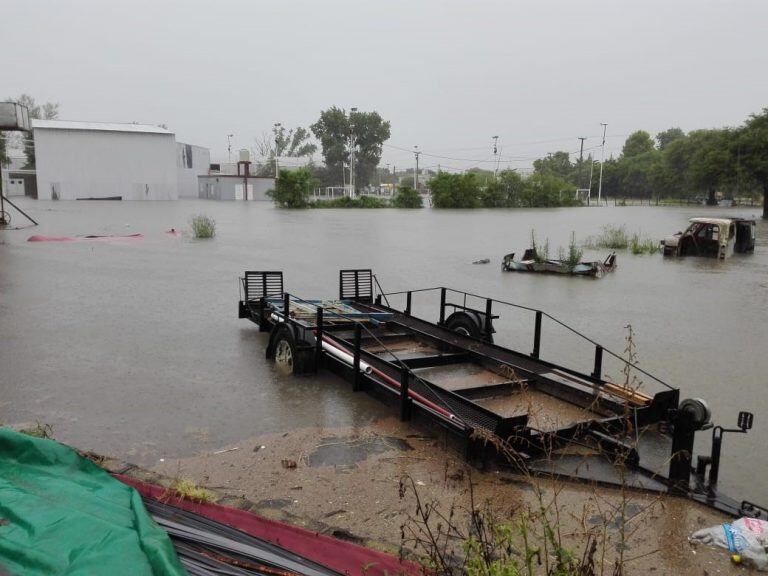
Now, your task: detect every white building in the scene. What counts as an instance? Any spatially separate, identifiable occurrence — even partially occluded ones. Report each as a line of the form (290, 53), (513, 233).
(177, 142), (211, 198)
(32, 120), (208, 201)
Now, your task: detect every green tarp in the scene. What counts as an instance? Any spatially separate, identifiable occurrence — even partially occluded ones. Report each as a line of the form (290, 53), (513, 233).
(0, 428), (185, 575)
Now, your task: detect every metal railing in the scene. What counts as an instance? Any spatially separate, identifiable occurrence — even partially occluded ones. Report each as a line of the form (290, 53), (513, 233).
(373, 281), (674, 392)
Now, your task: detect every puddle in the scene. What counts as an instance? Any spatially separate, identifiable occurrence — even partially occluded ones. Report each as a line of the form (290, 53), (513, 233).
(307, 436), (412, 468)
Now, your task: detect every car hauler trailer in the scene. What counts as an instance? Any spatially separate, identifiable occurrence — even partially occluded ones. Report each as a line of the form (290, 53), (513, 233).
(238, 268), (766, 520)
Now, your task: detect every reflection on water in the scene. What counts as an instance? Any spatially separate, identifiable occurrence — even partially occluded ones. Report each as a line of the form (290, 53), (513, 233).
(1, 199), (767, 503)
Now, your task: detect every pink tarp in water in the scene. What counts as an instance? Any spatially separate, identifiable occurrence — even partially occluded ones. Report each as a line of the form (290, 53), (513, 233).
(28, 233), (143, 242)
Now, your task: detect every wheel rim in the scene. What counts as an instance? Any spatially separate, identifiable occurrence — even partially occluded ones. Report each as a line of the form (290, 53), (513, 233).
(454, 327), (471, 336)
(275, 340), (294, 374)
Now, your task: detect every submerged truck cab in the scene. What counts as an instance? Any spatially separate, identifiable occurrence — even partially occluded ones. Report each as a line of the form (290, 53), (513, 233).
(662, 217), (756, 259)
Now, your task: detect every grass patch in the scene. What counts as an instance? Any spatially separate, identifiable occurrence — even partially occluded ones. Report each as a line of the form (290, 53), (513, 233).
(190, 214), (216, 238)
(312, 196), (389, 208)
(168, 478), (216, 503)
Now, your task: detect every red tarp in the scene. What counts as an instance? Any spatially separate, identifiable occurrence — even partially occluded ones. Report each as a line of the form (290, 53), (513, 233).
(115, 474), (423, 576)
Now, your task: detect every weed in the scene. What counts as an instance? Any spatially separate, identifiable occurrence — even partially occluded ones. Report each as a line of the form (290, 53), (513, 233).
(190, 214), (216, 238)
(168, 477), (216, 503)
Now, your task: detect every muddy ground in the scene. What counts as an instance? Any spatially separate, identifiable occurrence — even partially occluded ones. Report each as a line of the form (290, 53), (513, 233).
(152, 416), (744, 575)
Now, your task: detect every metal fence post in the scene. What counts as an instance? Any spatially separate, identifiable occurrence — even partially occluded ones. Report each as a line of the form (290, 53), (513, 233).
(484, 299), (493, 341)
(532, 311), (542, 358)
(315, 306), (323, 371)
(400, 366), (411, 421)
(353, 323), (362, 392)
(405, 291), (412, 316)
(439, 288), (446, 324)
(592, 345), (603, 379)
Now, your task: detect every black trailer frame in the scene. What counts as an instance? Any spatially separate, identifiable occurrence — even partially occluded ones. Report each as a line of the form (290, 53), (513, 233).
(238, 268), (766, 520)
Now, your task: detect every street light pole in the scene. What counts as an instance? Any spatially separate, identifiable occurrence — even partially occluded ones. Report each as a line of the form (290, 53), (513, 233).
(413, 146), (421, 190)
(349, 107), (358, 198)
(598, 123), (607, 206)
(227, 134), (234, 165)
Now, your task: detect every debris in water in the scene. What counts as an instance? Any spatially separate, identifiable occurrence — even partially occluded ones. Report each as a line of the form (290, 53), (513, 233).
(213, 447), (239, 455)
(281, 459), (297, 469)
(472, 258), (491, 264)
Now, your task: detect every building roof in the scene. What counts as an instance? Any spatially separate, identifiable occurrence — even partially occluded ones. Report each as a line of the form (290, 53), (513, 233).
(32, 119), (174, 135)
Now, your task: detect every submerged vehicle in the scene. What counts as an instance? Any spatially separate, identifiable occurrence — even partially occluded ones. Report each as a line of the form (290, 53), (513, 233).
(662, 217), (756, 258)
(238, 268), (766, 519)
(502, 248), (616, 277)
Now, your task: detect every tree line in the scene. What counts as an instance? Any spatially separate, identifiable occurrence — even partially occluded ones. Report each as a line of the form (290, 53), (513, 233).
(531, 108), (768, 216)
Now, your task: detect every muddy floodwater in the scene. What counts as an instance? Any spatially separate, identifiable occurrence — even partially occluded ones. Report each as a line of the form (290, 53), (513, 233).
(1, 199), (767, 507)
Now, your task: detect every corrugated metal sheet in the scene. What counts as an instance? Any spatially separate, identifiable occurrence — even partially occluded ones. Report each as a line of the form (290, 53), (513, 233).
(32, 119), (174, 135)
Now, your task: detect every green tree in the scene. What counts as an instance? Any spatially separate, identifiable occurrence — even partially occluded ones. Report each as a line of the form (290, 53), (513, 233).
(523, 173), (576, 207)
(310, 107), (390, 188)
(391, 185), (422, 208)
(656, 127), (685, 150)
(266, 168), (316, 208)
(737, 108), (768, 217)
(8, 94), (59, 169)
(533, 151), (573, 180)
(621, 130), (655, 158)
(429, 172), (481, 208)
(687, 129), (736, 205)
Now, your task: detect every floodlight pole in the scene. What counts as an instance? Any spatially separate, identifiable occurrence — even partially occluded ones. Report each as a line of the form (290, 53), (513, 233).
(597, 123), (607, 205)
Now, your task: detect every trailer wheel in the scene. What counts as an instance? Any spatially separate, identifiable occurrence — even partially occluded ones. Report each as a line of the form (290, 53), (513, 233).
(267, 325), (301, 375)
(444, 311), (492, 342)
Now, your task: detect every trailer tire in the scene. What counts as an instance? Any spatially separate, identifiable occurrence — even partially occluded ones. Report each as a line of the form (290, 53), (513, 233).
(267, 325), (305, 375)
(444, 311), (492, 343)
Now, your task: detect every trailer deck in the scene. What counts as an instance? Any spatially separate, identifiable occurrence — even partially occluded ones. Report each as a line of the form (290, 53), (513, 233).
(237, 268), (766, 519)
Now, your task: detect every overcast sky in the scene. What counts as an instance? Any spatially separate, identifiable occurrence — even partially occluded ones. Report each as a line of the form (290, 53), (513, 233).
(3, 0), (767, 171)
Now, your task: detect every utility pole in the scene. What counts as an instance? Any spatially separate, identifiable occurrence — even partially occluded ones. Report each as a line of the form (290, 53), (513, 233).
(492, 136), (500, 179)
(413, 146), (420, 190)
(577, 137), (586, 189)
(227, 134), (234, 165)
(598, 123), (607, 206)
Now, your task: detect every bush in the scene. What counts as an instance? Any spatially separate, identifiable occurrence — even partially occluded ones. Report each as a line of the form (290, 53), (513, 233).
(312, 195), (389, 208)
(430, 172), (481, 208)
(190, 214), (216, 238)
(267, 168), (316, 208)
(392, 185), (423, 208)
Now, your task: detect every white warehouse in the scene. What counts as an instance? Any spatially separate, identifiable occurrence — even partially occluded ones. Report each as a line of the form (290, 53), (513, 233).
(32, 120), (209, 201)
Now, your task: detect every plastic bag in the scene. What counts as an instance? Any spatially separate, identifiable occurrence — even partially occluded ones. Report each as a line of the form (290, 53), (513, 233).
(690, 517), (768, 571)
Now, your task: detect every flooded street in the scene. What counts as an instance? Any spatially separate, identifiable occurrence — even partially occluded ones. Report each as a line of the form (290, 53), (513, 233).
(2, 198), (767, 506)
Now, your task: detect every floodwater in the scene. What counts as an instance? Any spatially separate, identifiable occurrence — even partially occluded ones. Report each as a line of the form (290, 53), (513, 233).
(1, 199), (767, 504)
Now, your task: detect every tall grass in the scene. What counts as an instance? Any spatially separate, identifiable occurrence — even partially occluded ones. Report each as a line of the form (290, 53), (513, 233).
(585, 225), (658, 255)
(583, 225), (629, 250)
(629, 234), (660, 255)
(190, 214), (216, 239)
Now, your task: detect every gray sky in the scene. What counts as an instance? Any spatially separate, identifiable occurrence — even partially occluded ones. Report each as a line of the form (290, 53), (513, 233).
(3, 0), (767, 171)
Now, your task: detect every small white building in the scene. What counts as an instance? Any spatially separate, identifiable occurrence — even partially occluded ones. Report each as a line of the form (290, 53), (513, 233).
(177, 142), (211, 198)
(33, 120), (189, 201)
